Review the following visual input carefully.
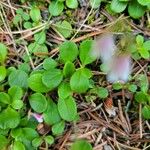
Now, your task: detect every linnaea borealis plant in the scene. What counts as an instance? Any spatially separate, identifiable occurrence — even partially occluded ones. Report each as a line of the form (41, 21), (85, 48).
(92, 32), (134, 83)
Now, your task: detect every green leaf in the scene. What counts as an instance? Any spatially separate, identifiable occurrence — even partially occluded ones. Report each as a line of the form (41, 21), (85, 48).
(112, 82), (123, 90)
(44, 135), (54, 145)
(136, 74), (149, 92)
(11, 100), (24, 110)
(34, 31), (46, 44)
(142, 106), (150, 119)
(110, 0), (127, 13)
(13, 14), (22, 25)
(136, 35), (144, 45)
(127, 84), (137, 92)
(70, 140), (93, 150)
(0, 92), (10, 104)
(32, 137), (43, 147)
(128, 1), (145, 19)
(137, 0), (150, 6)
(144, 40), (150, 50)
(139, 47), (150, 59)
(43, 99), (61, 125)
(13, 141), (25, 150)
(18, 63), (30, 73)
(43, 58), (58, 70)
(0, 135), (9, 149)
(29, 93), (47, 113)
(28, 43), (48, 57)
(49, 1), (64, 16)
(24, 21), (32, 29)
(58, 96), (77, 121)
(135, 91), (149, 104)
(0, 66), (6, 82)
(63, 61), (75, 77)
(8, 86), (23, 101)
(90, 0), (101, 8)
(55, 20), (72, 38)
(66, 0), (78, 9)
(42, 69), (63, 90)
(97, 87), (108, 98)
(16, 8), (24, 15)
(0, 43), (8, 64)
(22, 12), (30, 21)
(52, 120), (65, 135)
(0, 107), (20, 129)
(28, 73), (50, 93)
(79, 40), (96, 66)
(81, 68), (93, 78)
(30, 7), (41, 22)
(59, 41), (78, 63)
(8, 70), (28, 89)
(12, 127), (38, 141)
(70, 68), (90, 93)
(58, 82), (72, 99)
(11, 128), (38, 150)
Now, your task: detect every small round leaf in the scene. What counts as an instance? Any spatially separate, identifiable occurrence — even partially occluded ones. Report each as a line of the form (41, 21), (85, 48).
(30, 7), (41, 22)
(70, 140), (92, 150)
(42, 69), (63, 90)
(49, 1), (64, 16)
(0, 66), (6, 82)
(29, 93), (47, 113)
(59, 41), (78, 63)
(58, 96), (77, 121)
(28, 73), (50, 93)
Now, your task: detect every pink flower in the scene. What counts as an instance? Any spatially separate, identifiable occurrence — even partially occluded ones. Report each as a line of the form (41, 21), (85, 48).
(32, 113), (43, 123)
(91, 33), (117, 63)
(107, 54), (131, 83)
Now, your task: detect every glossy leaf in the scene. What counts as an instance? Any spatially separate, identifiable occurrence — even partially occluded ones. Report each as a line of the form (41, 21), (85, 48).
(30, 7), (41, 22)
(0, 92), (10, 104)
(111, 0), (127, 13)
(8, 70), (28, 89)
(52, 120), (65, 135)
(128, 1), (145, 19)
(70, 140), (92, 150)
(29, 93), (47, 113)
(8, 86), (23, 101)
(43, 99), (61, 125)
(70, 68), (90, 93)
(59, 41), (78, 63)
(28, 73), (50, 93)
(142, 106), (150, 119)
(0, 107), (20, 129)
(44, 135), (54, 145)
(79, 40), (96, 66)
(0, 66), (6, 82)
(49, 1), (64, 16)
(12, 141), (25, 150)
(0, 43), (8, 64)
(66, 0), (78, 9)
(56, 20), (72, 38)
(43, 58), (58, 70)
(42, 69), (63, 90)
(34, 31), (46, 44)
(58, 96), (77, 121)
(58, 82), (72, 99)
(63, 61), (75, 77)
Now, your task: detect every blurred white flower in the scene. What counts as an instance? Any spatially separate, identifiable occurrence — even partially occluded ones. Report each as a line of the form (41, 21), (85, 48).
(32, 113), (43, 123)
(107, 54), (131, 83)
(91, 33), (117, 63)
